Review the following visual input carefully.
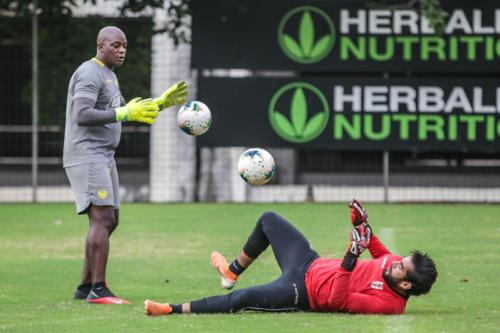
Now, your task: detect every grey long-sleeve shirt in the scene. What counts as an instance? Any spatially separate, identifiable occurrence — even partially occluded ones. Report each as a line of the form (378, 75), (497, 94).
(63, 59), (125, 167)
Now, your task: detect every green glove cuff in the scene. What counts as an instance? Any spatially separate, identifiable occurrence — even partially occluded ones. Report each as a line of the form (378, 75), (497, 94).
(153, 97), (166, 111)
(115, 106), (129, 122)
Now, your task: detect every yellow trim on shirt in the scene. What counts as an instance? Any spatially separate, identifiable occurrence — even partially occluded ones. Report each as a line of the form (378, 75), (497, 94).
(91, 57), (105, 67)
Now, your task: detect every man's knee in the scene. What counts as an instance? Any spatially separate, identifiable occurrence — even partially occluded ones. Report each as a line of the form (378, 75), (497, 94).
(228, 289), (253, 312)
(89, 206), (117, 231)
(259, 211), (284, 230)
(260, 211), (280, 224)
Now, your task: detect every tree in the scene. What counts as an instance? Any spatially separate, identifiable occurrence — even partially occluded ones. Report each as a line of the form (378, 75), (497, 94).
(365, 0), (448, 34)
(119, 0), (191, 46)
(0, 0), (97, 17)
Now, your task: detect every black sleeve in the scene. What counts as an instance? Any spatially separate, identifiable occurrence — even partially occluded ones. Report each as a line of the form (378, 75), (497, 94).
(74, 97), (117, 126)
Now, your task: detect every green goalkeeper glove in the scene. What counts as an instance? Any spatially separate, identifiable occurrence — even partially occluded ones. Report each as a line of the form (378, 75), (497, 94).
(153, 80), (189, 110)
(115, 97), (159, 125)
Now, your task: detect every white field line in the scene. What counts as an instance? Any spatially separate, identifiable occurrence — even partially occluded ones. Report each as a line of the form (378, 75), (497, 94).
(378, 228), (413, 333)
(379, 227), (398, 254)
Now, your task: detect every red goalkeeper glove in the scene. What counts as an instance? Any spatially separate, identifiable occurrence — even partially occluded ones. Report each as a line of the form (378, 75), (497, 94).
(348, 198), (372, 248)
(342, 227), (372, 271)
(349, 198), (368, 226)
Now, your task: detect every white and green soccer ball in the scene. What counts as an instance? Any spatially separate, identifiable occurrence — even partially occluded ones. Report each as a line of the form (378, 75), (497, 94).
(238, 148), (276, 186)
(177, 101), (212, 136)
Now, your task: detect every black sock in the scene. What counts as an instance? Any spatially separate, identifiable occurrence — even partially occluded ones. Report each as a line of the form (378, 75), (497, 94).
(77, 282), (92, 292)
(228, 259), (246, 276)
(92, 281), (106, 290)
(171, 304), (183, 314)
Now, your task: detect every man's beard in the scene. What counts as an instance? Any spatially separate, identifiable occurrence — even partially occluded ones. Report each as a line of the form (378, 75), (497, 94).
(383, 268), (399, 290)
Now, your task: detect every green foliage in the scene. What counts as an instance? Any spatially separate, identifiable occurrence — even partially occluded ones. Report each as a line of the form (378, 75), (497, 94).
(34, 16), (154, 126)
(119, 0), (191, 46)
(419, 0), (449, 34)
(366, 0), (449, 35)
(0, 16), (153, 157)
(0, 0), (96, 17)
(2, 17), (153, 125)
(0, 203), (499, 333)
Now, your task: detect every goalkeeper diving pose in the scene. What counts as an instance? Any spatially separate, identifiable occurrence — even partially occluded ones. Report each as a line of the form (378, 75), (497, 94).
(63, 26), (188, 304)
(145, 200), (437, 315)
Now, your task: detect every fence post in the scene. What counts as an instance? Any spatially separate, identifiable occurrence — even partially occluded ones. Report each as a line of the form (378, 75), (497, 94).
(383, 150), (389, 203)
(31, 0), (39, 203)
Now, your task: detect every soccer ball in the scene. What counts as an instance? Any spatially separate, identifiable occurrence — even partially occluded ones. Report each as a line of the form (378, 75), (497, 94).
(238, 148), (276, 186)
(177, 101), (212, 136)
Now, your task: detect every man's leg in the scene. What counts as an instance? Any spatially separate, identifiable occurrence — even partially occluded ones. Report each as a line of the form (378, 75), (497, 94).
(109, 209), (120, 235)
(84, 205), (128, 304)
(212, 211), (319, 289)
(74, 208), (119, 299)
(68, 161), (126, 303)
(86, 205), (116, 284)
(244, 211), (319, 272)
(145, 269), (311, 316)
(73, 216), (93, 299)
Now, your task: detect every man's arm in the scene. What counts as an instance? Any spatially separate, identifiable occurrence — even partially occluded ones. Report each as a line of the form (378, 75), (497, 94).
(72, 66), (158, 126)
(328, 272), (403, 314)
(75, 97), (116, 126)
(347, 199), (391, 258)
(368, 235), (392, 259)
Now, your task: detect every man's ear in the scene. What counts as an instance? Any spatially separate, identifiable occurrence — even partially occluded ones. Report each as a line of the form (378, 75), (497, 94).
(399, 281), (412, 291)
(96, 41), (104, 52)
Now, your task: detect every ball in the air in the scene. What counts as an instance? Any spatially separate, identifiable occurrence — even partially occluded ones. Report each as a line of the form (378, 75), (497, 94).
(238, 148), (276, 186)
(177, 101), (212, 136)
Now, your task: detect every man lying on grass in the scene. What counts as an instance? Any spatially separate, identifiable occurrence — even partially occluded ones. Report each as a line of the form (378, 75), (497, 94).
(145, 199), (437, 315)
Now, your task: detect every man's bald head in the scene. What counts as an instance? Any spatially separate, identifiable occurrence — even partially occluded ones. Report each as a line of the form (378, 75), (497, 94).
(95, 26), (127, 69)
(97, 26), (125, 46)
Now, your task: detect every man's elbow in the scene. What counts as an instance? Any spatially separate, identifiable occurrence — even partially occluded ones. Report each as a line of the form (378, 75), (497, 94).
(76, 117), (90, 126)
(330, 299), (348, 311)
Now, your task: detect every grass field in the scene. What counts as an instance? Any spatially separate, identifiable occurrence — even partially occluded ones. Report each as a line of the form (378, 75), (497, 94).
(0, 203), (499, 333)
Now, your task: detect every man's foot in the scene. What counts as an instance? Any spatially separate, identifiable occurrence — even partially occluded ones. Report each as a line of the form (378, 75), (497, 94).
(86, 286), (130, 304)
(73, 283), (92, 300)
(74, 289), (89, 300)
(211, 251), (238, 290)
(144, 300), (173, 316)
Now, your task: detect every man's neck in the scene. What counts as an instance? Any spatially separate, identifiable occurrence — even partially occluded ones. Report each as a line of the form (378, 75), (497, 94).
(93, 55), (113, 70)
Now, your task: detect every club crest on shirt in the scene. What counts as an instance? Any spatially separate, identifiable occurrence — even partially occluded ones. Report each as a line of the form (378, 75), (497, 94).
(98, 189), (108, 199)
(371, 281), (384, 290)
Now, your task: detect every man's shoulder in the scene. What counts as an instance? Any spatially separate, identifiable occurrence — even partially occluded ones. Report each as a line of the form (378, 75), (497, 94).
(74, 59), (104, 80)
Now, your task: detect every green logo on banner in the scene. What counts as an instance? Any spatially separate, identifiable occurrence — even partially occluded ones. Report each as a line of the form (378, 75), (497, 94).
(278, 6), (335, 64)
(269, 82), (330, 143)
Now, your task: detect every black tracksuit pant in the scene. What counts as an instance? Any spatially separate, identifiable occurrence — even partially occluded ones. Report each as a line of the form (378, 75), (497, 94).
(190, 211), (320, 313)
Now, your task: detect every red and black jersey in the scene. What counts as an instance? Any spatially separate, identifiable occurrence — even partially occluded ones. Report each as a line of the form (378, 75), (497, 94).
(304, 235), (407, 314)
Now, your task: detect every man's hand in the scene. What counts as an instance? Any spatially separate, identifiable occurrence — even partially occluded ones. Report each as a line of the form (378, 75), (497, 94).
(348, 198), (368, 226)
(115, 98), (159, 124)
(342, 226), (373, 271)
(347, 226), (372, 257)
(153, 80), (189, 110)
(347, 198), (372, 252)
(342, 199), (372, 271)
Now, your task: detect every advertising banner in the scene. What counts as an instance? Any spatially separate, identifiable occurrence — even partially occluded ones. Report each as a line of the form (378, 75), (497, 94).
(192, 0), (500, 72)
(197, 77), (500, 152)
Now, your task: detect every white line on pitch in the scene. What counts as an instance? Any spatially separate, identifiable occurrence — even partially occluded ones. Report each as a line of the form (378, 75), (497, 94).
(379, 227), (413, 333)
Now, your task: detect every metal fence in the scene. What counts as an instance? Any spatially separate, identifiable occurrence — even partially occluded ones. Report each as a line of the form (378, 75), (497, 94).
(0, 0), (499, 204)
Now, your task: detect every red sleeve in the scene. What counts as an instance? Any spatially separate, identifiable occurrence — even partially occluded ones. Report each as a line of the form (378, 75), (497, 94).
(327, 268), (351, 311)
(368, 235), (392, 259)
(343, 292), (404, 314)
(326, 268), (402, 314)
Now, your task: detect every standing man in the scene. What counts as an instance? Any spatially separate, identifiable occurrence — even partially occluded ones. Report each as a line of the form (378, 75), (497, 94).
(145, 200), (437, 315)
(64, 26), (188, 304)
